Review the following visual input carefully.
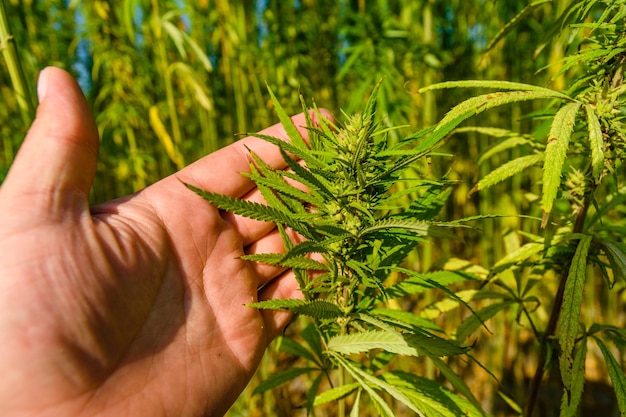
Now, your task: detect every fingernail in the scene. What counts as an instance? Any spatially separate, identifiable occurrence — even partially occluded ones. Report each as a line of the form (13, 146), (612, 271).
(37, 67), (50, 103)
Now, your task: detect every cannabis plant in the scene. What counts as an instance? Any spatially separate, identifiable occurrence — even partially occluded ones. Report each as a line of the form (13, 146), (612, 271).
(188, 83), (485, 416)
(418, 1), (626, 416)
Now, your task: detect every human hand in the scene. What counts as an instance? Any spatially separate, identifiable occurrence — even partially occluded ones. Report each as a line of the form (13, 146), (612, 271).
(0, 67), (330, 417)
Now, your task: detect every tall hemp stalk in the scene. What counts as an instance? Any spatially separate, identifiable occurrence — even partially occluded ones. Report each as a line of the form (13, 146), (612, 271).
(0, 0), (35, 126)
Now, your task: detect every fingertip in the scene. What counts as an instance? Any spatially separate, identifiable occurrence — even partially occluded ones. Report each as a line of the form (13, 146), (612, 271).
(37, 67), (52, 103)
(2, 67), (99, 208)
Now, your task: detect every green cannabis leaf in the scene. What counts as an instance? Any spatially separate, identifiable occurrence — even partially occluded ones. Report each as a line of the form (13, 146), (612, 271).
(558, 235), (591, 394)
(541, 102), (582, 227)
(187, 81), (478, 415)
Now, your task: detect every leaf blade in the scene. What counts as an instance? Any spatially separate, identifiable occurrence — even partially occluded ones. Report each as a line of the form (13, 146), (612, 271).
(559, 235), (591, 394)
(472, 153), (544, 194)
(593, 337), (626, 416)
(584, 105), (605, 183)
(541, 102), (583, 227)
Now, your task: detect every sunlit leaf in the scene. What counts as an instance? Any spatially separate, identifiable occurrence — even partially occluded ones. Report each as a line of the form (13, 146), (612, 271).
(541, 102), (582, 227)
(593, 337), (626, 416)
(327, 330), (421, 357)
(266, 85), (308, 150)
(419, 80), (571, 98)
(149, 105), (185, 169)
(332, 354), (423, 416)
(584, 105), (605, 183)
(432, 91), (571, 149)
(476, 134), (535, 165)
(456, 301), (514, 341)
(313, 383), (360, 406)
(248, 299), (344, 319)
(560, 338), (587, 417)
(184, 184), (311, 237)
(371, 308), (443, 332)
(242, 253), (328, 271)
(471, 153), (543, 195)
(559, 235), (591, 393)
(491, 242), (545, 274)
(430, 357), (485, 414)
(381, 371), (486, 417)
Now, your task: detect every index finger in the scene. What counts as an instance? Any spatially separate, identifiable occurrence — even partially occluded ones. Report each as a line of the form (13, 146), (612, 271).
(175, 109), (332, 199)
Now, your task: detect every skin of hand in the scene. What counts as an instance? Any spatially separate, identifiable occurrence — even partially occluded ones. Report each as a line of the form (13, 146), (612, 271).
(0, 67), (331, 417)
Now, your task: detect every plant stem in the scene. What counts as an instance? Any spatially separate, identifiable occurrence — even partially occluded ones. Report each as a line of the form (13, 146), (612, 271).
(337, 318), (348, 417)
(523, 196), (590, 417)
(151, 0), (183, 168)
(0, 0), (35, 126)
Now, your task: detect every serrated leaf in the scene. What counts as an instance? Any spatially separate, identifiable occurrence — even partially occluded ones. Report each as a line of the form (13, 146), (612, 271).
(328, 330), (421, 356)
(406, 331), (469, 357)
(373, 126), (444, 181)
(242, 253), (328, 271)
(248, 299), (344, 319)
(245, 152), (322, 207)
(491, 242), (545, 274)
(550, 48), (609, 81)
(252, 367), (317, 395)
(584, 105), (605, 183)
(285, 240), (332, 258)
(279, 148), (334, 199)
(420, 80), (571, 98)
(404, 186), (453, 221)
(185, 183), (311, 237)
(277, 336), (320, 366)
(541, 102), (583, 227)
(600, 240), (626, 284)
(593, 337), (626, 417)
(349, 390), (363, 417)
(381, 371), (486, 417)
(484, 0), (552, 52)
(560, 339), (587, 417)
(371, 308), (443, 332)
(385, 269), (476, 299)
(251, 132), (320, 168)
(305, 373), (325, 413)
(434, 90), (571, 147)
(358, 218), (430, 237)
(266, 85), (308, 150)
(328, 327), (466, 358)
(559, 235), (591, 393)
(313, 383), (360, 406)
(300, 323), (324, 359)
(430, 357), (485, 414)
(456, 301), (514, 341)
(477, 135), (535, 165)
(331, 354), (424, 416)
(472, 153), (544, 194)
(420, 289), (477, 320)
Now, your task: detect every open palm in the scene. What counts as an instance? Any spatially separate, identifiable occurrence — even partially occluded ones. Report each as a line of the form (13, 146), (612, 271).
(0, 67), (326, 417)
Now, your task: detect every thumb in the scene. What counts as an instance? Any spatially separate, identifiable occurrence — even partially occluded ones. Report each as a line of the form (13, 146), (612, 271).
(1, 67), (99, 216)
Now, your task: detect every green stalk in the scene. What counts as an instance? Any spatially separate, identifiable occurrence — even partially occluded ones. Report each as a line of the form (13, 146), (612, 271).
(0, 0), (35, 126)
(151, 0), (182, 150)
